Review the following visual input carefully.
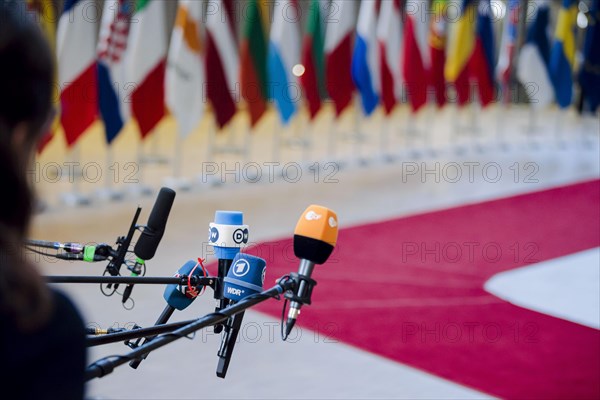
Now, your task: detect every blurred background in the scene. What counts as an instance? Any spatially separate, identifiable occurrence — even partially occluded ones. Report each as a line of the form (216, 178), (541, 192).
(18, 0), (600, 398)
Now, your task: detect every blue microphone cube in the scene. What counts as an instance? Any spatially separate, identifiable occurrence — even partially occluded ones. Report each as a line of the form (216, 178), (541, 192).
(208, 211), (249, 260)
(164, 260), (202, 310)
(223, 253), (266, 302)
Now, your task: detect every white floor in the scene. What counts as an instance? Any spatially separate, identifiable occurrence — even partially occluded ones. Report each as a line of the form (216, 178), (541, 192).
(485, 248), (600, 329)
(30, 110), (599, 399)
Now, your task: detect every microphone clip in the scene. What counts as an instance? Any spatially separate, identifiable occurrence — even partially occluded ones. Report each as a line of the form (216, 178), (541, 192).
(284, 273), (317, 306)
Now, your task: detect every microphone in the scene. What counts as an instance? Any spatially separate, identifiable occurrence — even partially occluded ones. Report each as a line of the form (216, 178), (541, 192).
(163, 259), (206, 310)
(27, 240), (114, 262)
(223, 253), (266, 302)
(285, 205), (338, 337)
(208, 211), (249, 333)
(55, 246), (110, 262)
(134, 187), (176, 260)
(122, 188), (176, 304)
(217, 253), (266, 378)
(129, 259), (205, 369)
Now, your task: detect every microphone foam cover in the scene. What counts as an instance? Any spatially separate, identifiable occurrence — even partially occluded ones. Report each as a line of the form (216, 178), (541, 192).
(293, 205), (338, 264)
(223, 253), (266, 302)
(163, 260), (203, 310)
(135, 187), (176, 260)
(293, 235), (334, 264)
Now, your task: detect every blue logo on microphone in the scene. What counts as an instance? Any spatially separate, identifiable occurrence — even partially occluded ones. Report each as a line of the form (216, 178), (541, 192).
(209, 227), (219, 242)
(232, 259), (250, 277)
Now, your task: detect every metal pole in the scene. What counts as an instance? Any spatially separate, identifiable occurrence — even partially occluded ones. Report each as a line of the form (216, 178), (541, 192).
(46, 275), (215, 286)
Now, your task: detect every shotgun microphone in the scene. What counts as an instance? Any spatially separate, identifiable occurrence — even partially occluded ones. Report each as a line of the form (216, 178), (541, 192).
(122, 187), (176, 304)
(134, 187), (176, 260)
(285, 205), (338, 337)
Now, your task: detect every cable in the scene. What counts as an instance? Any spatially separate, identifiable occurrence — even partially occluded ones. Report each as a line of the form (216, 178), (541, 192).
(25, 246), (58, 258)
(278, 275), (293, 341)
(87, 354), (135, 373)
(281, 298), (290, 341)
(99, 269), (117, 297)
(156, 330), (196, 341)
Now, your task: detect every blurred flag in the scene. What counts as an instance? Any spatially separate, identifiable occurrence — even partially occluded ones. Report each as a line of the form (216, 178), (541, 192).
(469, 0), (496, 107)
(97, 0), (132, 144)
(549, 0), (578, 108)
(240, 0), (268, 127)
(206, 0), (238, 128)
(126, 0), (167, 138)
(268, 0), (301, 125)
(300, 0), (327, 120)
(403, 0), (431, 112)
(445, 0), (477, 106)
(57, 0), (98, 147)
(28, 0), (58, 152)
(324, 0), (356, 117)
(516, 1), (554, 109)
(166, 0), (205, 138)
(496, 0), (520, 104)
(429, 0), (448, 108)
(579, 0), (600, 112)
(377, 0), (403, 115)
(352, 0), (380, 116)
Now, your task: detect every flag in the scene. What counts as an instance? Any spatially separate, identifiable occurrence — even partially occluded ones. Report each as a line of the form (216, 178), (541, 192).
(268, 0), (301, 125)
(516, 1), (554, 110)
(403, 0), (431, 112)
(376, 0), (403, 115)
(351, 0), (380, 116)
(166, 0), (205, 138)
(300, 0), (327, 119)
(206, 0), (238, 128)
(469, 0), (496, 107)
(126, 0), (167, 138)
(445, 0), (477, 106)
(429, 0), (448, 108)
(97, 0), (132, 144)
(57, 0), (98, 147)
(550, 0), (578, 108)
(28, 0), (58, 152)
(496, 0), (520, 103)
(240, 0), (268, 127)
(324, 0), (356, 116)
(579, 0), (600, 112)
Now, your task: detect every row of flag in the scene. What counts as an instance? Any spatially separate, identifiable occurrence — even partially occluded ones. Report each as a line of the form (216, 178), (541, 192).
(28, 0), (599, 153)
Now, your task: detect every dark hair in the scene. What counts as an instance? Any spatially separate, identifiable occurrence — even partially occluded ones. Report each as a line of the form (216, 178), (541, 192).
(0, 0), (54, 330)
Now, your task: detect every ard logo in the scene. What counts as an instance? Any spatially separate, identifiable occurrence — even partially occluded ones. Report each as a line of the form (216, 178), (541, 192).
(232, 259), (250, 277)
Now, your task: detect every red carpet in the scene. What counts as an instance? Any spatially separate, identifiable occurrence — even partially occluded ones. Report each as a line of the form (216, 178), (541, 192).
(248, 180), (600, 399)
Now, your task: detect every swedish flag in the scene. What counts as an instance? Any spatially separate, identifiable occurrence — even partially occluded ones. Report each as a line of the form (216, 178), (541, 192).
(549, 0), (578, 108)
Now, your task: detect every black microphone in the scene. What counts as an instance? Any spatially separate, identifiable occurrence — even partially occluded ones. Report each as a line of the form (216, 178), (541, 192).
(122, 188), (176, 304)
(134, 187), (176, 260)
(285, 205), (338, 337)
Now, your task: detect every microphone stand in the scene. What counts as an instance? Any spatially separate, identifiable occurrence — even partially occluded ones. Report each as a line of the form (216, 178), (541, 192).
(87, 319), (198, 346)
(85, 277), (297, 381)
(213, 258), (233, 333)
(46, 275), (215, 286)
(216, 305), (245, 378)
